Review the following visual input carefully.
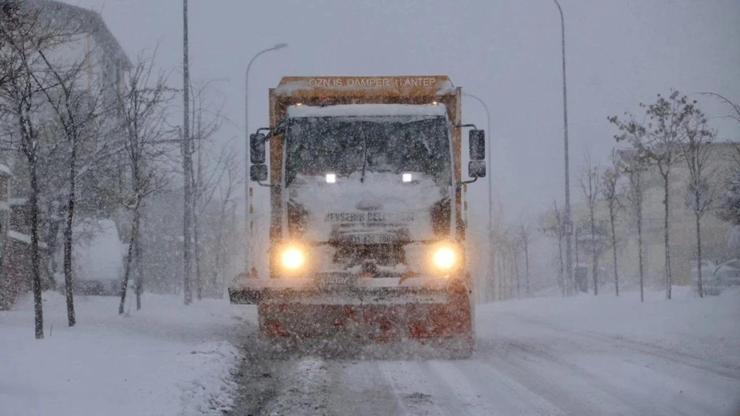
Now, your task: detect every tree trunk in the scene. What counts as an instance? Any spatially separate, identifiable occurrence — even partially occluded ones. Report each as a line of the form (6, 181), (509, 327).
(118, 202), (139, 315)
(663, 177), (672, 300)
(513, 249), (521, 298)
(194, 212), (202, 300)
(637, 196), (645, 303)
(523, 239), (530, 296)
(695, 211), (704, 298)
(557, 233), (564, 296)
(590, 202), (598, 296)
(29, 158), (44, 339)
(134, 207), (143, 310)
(609, 205), (619, 296)
(63, 144), (77, 327)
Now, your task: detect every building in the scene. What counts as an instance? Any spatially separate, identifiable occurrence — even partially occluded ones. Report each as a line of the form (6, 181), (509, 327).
(0, 0), (130, 308)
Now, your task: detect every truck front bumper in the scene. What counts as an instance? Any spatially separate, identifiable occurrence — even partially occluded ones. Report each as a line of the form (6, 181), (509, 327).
(228, 276), (463, 305)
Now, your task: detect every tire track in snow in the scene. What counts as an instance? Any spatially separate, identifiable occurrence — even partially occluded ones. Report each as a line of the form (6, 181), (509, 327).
(507, 312), (740, 381)
(482, 310), (734, 416)
(476, 342), (634, 415)
(499, 339), (695, 416)
(324, 361), (402, 416)
(426, 359), (567, 416)
(260, 357), (330, 416)
(377, 360), (465, 416)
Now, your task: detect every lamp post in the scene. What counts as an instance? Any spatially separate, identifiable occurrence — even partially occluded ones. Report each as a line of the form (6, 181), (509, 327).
(244, 43), (287, 275)
(463, 92), (494, 299)
(553, 0), (573, 294)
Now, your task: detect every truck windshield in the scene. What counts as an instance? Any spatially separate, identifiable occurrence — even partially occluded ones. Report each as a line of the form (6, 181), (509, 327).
(284, 116), (451, 187)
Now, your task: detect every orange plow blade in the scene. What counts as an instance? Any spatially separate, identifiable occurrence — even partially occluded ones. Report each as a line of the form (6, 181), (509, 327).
(257, 290), (473, 357)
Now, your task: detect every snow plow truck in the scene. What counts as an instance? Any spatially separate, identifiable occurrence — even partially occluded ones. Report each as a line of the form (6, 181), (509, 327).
(230, 76), (487, 357)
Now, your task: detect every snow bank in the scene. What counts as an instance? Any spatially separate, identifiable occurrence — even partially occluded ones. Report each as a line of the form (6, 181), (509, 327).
(479, 286), (740, 364)
(0, 293), (253, 416)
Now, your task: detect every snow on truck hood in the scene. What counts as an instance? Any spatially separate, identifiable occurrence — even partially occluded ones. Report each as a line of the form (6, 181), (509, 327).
(287, 103), (448, 119)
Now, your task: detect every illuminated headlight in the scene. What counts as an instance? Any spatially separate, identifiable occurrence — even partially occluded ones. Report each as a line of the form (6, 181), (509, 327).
(325, 173), (336, 184)
(430, 242), (460, 274)
(279, 244), (306, 272)
(402, 173), (413, 183)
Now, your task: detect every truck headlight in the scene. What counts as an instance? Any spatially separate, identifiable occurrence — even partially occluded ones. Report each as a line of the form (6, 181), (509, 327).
(430, 242), (460, 273)
(279, 244), (306, 272)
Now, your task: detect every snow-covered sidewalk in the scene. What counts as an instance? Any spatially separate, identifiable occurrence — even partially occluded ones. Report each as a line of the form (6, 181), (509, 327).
(0, 292), (253, 416)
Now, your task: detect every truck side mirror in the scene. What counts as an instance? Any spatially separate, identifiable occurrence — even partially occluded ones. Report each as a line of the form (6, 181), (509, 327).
(250, 164), (268, 182)
(468, 160), (486, 178)
(250, 133), (266, 164)
(469, 129), (485, 161)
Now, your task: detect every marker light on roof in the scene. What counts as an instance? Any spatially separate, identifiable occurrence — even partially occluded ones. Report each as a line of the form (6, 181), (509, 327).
(402, 173), (413, 183)
(325, 173), (336, 183)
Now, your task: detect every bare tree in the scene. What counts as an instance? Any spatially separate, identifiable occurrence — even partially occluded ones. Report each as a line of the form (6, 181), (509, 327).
(601, 151), (622, 296)
(679, 111), (715, 298)
(0, 3), (68, 338)
(718, 171), (740, 226)
(618, 150), (647, 302)
(580, 156), (601, 295)
(507, 228), (521, 298)
(188, 82), (223, 299)
(116, 54), (174, 314)
(541, 201), (566, 296)
(517, 224), (532, 296)
(207, 149), (241, 297)
(610, 91), (699, 300)
(701, 92), (740, 250)
(31, 38), (108, 327)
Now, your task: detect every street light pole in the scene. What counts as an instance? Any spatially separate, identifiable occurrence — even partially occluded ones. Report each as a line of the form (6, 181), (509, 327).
(553, 0), (573, 294)
(244, 43), (287, 276)
(463, 92), (494, 299)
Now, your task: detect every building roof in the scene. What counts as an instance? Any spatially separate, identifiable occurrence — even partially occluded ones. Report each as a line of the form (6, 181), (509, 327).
(4, 0), (131, 70)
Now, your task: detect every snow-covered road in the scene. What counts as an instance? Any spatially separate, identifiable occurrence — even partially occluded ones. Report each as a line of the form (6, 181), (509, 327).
(230, 289), (740, 416)
(2, 288), (738, 415)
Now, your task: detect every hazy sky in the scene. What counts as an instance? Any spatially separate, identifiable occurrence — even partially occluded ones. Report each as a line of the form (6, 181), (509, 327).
(62, 0), (740, 229)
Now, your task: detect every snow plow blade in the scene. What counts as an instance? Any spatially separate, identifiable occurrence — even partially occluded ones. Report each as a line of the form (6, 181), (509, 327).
(242, 284), (474, 358)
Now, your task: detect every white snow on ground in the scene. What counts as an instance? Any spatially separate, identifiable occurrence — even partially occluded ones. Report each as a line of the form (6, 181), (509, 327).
(233, 286), (740, 415)
(3, 286), (739, 415)
(484, 286), (740, 366)
(0, 292), (252, 416)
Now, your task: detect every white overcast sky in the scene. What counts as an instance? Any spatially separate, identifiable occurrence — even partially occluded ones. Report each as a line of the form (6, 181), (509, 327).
(63, 0), (740, 226)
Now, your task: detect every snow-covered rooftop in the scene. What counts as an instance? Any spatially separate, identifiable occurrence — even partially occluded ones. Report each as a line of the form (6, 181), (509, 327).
(287, 103), (448, 118)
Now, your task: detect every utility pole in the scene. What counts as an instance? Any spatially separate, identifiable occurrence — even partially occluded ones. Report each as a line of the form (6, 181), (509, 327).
(182, 0), (193, 304)
(553, 0), (573, 294)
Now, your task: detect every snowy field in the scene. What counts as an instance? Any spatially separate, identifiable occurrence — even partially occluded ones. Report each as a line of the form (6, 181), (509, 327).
(1, 287), (739, 416)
